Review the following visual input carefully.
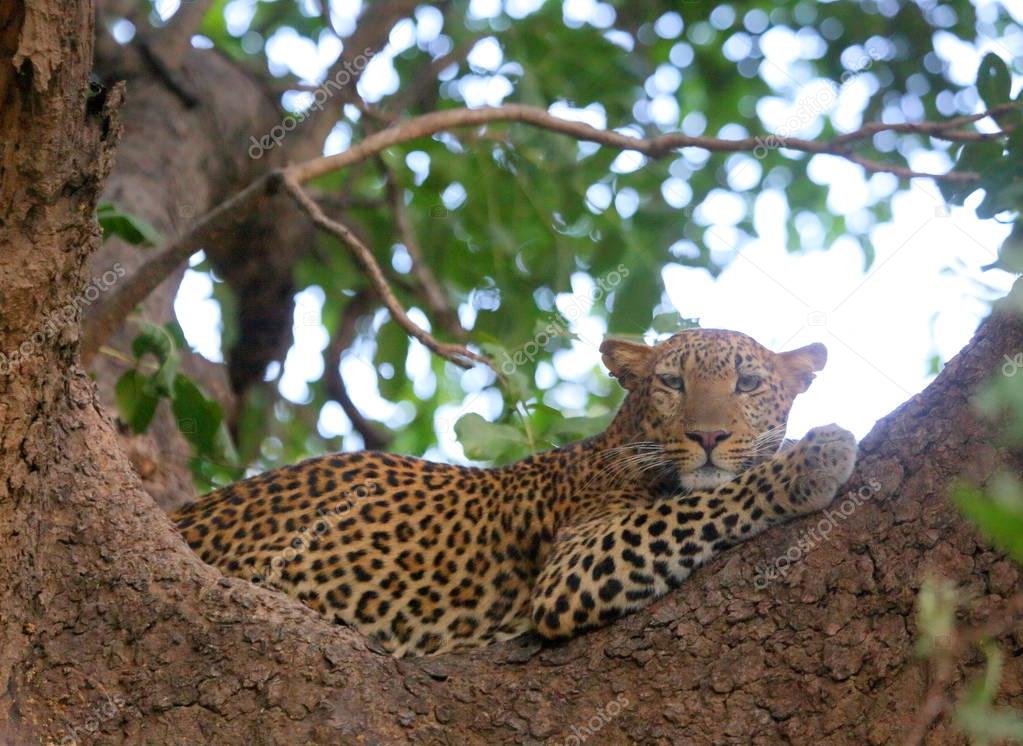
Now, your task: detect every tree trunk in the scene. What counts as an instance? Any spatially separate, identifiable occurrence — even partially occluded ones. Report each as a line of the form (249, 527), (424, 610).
(84, 0), (416, 510)
(2, 2), (1021, 744)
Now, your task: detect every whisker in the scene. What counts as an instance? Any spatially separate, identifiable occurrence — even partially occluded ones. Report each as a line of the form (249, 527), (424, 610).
(581, 444), (670, 492)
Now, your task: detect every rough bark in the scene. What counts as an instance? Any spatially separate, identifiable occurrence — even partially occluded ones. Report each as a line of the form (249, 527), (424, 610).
(2, 2), (1022, 745)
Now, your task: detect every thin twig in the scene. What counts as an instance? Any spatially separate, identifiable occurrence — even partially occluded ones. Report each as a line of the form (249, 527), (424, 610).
(280, 174), (490, 371)
(831, 102), (1020, 146)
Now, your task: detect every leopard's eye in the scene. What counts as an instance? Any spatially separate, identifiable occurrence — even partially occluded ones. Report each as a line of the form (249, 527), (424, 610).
(657, 374), (685, 392)
(736, 374), (761, 393)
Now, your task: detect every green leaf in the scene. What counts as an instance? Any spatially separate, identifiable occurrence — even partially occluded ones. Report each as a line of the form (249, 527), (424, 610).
(115, 370), (160, 433)
(544, 412), (614, 442)
(454, 413), (530, 462)
(96, 202), (162, 247)
(479, 341), (533, 404)
(977, 53), (1012, 108)
(163, 320), (190, 350)
(131, 321), (179, 396)
(1008, 127), (1023, 164)
(375, 319), (411, 401)
(171, 374), (229, 459)
(942, 141), (1004, 206)
(952, 475), (1023, 564)
(991, 223), (1023, 273)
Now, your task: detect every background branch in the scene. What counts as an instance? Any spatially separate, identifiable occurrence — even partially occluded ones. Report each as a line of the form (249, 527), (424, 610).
(290, 103), (1016, 183)
(281, 175), (491, 371)
(83, 103), (1015, 363)
(294, 0), (421, 156)
(142, 0), (215, 71)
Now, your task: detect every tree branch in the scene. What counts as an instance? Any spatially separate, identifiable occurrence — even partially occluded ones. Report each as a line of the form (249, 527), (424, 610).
(82, 102), (1015, 363)
(143, 0), (215, 71)
(281, 175), (491, 371)
(288, 103), (1013, 183)
(830, 102), (1020, 146)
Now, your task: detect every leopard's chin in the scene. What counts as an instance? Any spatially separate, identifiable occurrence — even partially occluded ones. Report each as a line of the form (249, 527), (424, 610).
(679, 466), (737, 491)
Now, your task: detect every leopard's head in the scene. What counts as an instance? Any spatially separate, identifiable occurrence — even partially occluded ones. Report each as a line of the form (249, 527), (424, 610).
(601, 328), (826, 490)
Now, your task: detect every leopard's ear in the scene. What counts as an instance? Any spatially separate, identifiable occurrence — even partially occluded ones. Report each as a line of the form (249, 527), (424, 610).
(778, 342), (827, 394)
(600, 338), (654, 390)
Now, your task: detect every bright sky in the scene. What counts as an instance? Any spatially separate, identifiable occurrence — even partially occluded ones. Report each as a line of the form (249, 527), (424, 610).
(173, 0), (1020, 462)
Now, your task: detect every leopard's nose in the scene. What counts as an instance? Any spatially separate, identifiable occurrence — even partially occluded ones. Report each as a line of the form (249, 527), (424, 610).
(685, 429), (732, 455)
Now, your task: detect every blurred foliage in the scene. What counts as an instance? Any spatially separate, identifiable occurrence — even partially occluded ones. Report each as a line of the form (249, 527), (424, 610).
(917, 577), (1023, 744)
(911, 52), (1023, 745)
(957, 644), (1023, 746)
(112, 320), (240, 489)
(117, 0), (1023, 477)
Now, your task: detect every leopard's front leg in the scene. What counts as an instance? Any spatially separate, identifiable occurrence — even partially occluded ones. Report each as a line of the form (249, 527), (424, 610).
(530, 424), (857, 639)
(753, 423), (859, 522)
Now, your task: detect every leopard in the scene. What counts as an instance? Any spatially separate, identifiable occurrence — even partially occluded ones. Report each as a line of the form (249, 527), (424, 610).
(172, 328), (857, 656)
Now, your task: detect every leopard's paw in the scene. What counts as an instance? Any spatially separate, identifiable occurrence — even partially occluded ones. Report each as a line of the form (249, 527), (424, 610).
(791, 424), (857, 512)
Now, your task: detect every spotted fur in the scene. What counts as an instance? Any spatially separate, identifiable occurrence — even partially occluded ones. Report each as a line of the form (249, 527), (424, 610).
(173, 329), (856, 655)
